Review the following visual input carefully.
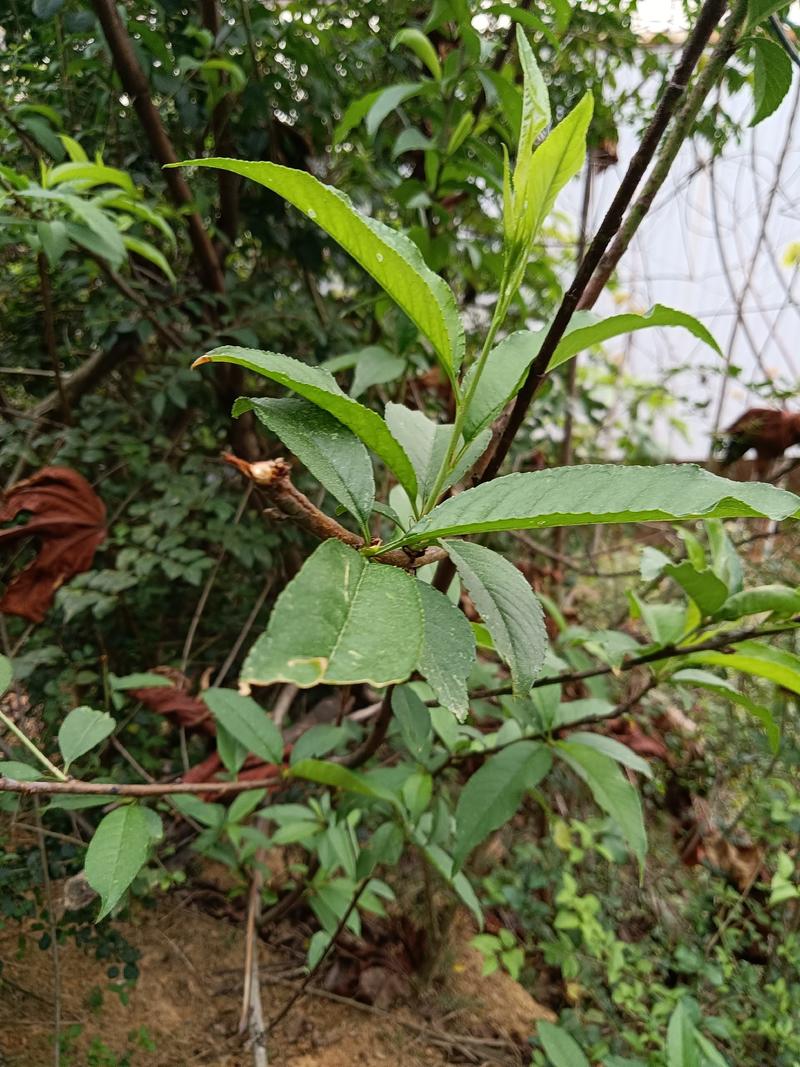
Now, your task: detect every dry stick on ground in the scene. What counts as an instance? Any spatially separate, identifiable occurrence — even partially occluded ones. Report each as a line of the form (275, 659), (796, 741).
(239, 823), (270, 1066)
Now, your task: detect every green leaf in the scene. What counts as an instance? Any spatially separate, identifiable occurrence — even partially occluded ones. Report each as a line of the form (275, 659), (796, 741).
(453, 741), (552, 868)
(122, 235), (176, 285)
(670, 667), (779, 752)
(547, 304), (722, 371)
(202, 688), (283, 763)
(513, 27), (550, 183)
(750, 38), (793, 126)
(384, 403), (490, 503)
(290, 758), (400, 807)
(667, 1000), (700, 1067)
(684, 640), (800, 696)
(58, 706), (115, 772)
(366, 83), (427, 137)
(392, 686), (433, 759)
(59, 134), (88, 162)
(464, 306), (721, 440)
(717, 584), (800, 621)
(110, 672), (173, 690)
(0, 654), (10, 696)
(349, 346), (405, 399)
(566, 732), (653, 779)
(391, 29), (442, 79)
(392, 128), (436, 158)
(289, 725), (351, 765)
(200, 347), (417, 499)
(514, 92), (592, 248)
(401, 465), (800, 544)
(84, 804), (156, 920)
(746, 0), (792, 28)
(46, 161), (136, 195)
(660, 561), (729, 616)
(0, 761), (41, 781)
(556, 741), (646, 869)
(37, 220), (70, 266)
(416, 580), (476, 720)
(334, 90), (384, 144)
(421, 843), (483, 927)
(241, 540), (422, 689)
(236, 397), (375, 529)
(445, 540), (547, 698)
(174, 159), (464, 382)
(538, 1022), (591, 1067)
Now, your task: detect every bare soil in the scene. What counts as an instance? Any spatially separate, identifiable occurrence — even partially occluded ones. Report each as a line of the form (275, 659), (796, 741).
(0, 897), (553, 1067)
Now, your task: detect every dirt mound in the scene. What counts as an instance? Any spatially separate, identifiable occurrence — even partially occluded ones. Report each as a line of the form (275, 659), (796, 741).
(0, 900), (553, 1066)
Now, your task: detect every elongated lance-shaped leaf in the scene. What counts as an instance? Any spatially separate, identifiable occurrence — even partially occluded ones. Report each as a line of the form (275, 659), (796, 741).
(197, 346), (417, 498)
(537, 1022), (591, 1067)
(556, 741), (646, 870)
(514, 92), (593, 250)
(399, 466), (800, 545)
(173, 158), (464, 382)
(241, 540), (423, 689)
(464, 305), (721, 440)
(416, 580), (476, 720)
(236, 397), (375, 530)
(512, 27), (550, 203)
(453, 741), (552, 868)
(202, 687), (284, 763)
(669, 668), (779, 753)
(445, 539), (547, 698)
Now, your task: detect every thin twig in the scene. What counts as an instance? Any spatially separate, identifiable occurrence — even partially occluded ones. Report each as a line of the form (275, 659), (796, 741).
(214, 576), (272, 687)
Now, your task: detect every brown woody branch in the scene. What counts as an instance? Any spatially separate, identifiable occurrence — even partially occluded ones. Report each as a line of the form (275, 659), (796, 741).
(91, 0), (226, 295)
(0, 773), (282, 797)
(223, 453), (446, 570)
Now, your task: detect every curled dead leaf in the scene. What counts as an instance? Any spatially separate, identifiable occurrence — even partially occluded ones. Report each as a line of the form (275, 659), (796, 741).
(0, 467), (106, 623)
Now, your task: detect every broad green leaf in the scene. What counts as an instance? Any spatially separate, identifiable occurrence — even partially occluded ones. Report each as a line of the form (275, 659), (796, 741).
(392, 686), (433, 759)
(202, 687), (283, 763)
(385, 403), (491, 503)
(122, 235), (176, 284)
(199, 346), (416, 498)
(59, 134), (88, 161)
(684, 640), (800, 696)
(227, 788), (267, 824)
(670, 667), (779, 752)
(750, 38), (792, 126)
(746, 0), (792, 28)
(453, 741), (552, 868)
(667, 1000), (700, 1067)
(391, 29), (442, 79)
(0, 654), (10, 695)
(289, 725), (351, 765)
(416, 580), (476, 720)
(37, 220), (69, 266)
(241, 540), (422, 689)
(392, 128), (436, 158)
(84, 804), (156, 920)
(174, 159), (464, 382)
(58, 706), (115, 772)
(464, 306), (720, 440)
(366, 83), (427, 137)
(171, 794), (226, 828)
(357, 822), (404, 878)
(514, 92), (592, 248)
(290, 758), (400, 807)
(402, 466), (800, 544)
(660, 561), (729, 616)
(717, 584), (800, 621)
(538, 1022), (591, 1067)
(0, 761), (41, 781)
(551, 697), (616, 730)
(706, 518), (744, 594)
(445, 540), (547, 697)
(556, 741), (646, 868)
(566, 732), (653, 779)
(236, 397), (375, 530)
(349, 346), (405, 399)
